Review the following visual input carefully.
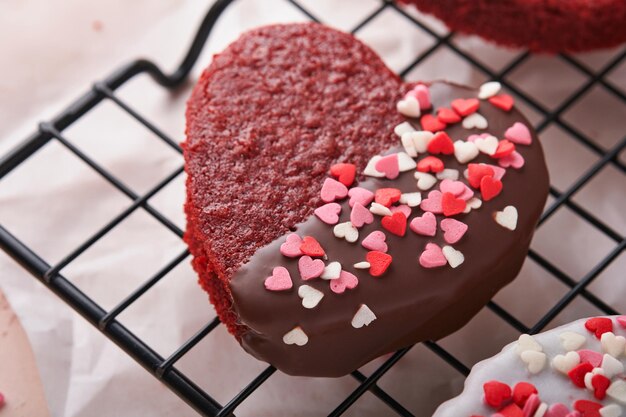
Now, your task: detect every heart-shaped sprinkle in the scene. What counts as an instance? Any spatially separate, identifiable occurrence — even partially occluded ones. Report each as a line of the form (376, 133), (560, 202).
(592, 374), (611, 400)
(512, 382), (537, 407)
(416, 156), (444, 173)
(495, 206), (518, 230)
(546, 403), (572, 417)
(442, 192), (467, 216)
(390, 204), (411, 218)
(280, 233), (303, 258)
(399, 192), (422, 207)
(401, 132), (418, 157)
(314, 202), (341, 225)
(505, 122), (532, 145)
(321, 177), (348, 203)
(420, 114), (447, 132)
(419, 243), (447, 268)
(515, 334), (543, 354)
(370, 202), (393, 217)
(521, 393), (540, 417)
(298, 285), (324, 309)
(499, 150), (525, 169)
(601, 353), (624, 378)
(607, 380), (626, 404)
(437, 107), (462, 124)
(264, 266), (293, 291)
(569, 362), (594, 387)
(351, 304), (377, 328)
(300, 236), (325, 257)
(586, 317), (614, 339)
(364, 155), (385, 177)
(484, 163), (507, 181)
(350, 202), (374, 228)
(442, 245), (464, 268)
(436, 168), (459, 181)
(320, 261), (342, 280)
(489, 94), (515, 111)
(495, 403), (524, 417)
(475, 135), (499, 155)
(396, 96), (421, 118)
(282, 326), (308, 346)
(427, 131), (455, 155)
(462, 112), (488, 130)
(414, 172), (438, 190)
(617, 316), (626, 328)
(585, 368), (605, 391)
(560, 331), (587, 351)
(366, 251), (392, 276)
(552, 351), (581, 374)
(440, 179), (466, 196)
(362, 230), (388, 252)
(492, 139), (516, 159)
(478, 81), (502, 99)
(298, 256), (325, 280)
(330, 270), (358, 294)
(397, 151), (417, 171)
(394, 121), (415, 137)
(578, 350), (604, 368)
(483, 380), (512, 408)
(409, 84), (431, 110)
(420, 190), (443, 214)
(333, 221), (359, 243)
(348, 187), (375, 208)
(481, 175), (503, 201)
(440, 218), (468, 244)
(452, 98), (480, 116)
(354, 261), (370, 269)
(599, 404), (622, 417)
(463, 197), (483, 213)
(520, 350), (547, 374)
(410, 212), (437, 237)
(601, 331), (625, 357)
(468, 163), (495, 188)
(408, 131), (434, 153)
(330, 163), (356, 186)
(454, 140), (480, 164)
(574, 400), (602, 417)
(458, 183), (475, 201)
(381, 212), (407, 237)
(375, 188), (402, 207)
(375, 153), (400, 180)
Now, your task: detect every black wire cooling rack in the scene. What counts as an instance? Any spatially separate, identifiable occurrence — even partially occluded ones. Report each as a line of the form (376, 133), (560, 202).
(0, 0), (624, 415)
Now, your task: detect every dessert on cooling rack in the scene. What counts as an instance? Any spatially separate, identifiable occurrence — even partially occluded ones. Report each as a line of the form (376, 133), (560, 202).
(434, 316), (626, 417)
(183, 22), (549, 377)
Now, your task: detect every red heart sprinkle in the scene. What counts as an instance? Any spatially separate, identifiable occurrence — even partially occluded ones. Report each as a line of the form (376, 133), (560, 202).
(427, 131), (455, 155)
(480, 175), (503, 201)
(573, 400), (602, 417)
(420, 114), (447, 132)
(442, 192), (466, 216)
(299, 236), (325, 257)
(591, 374), (610, 400)
(492, 140), (516, 159)
(381, 212), (407, 237)
(488, 94), (515, 112)
(451, 98), (480, 116)
(585, 317), (613, 339)
(467, 163), (495, 188)
(374, 188), (402, 207)
(366, 251), (392, 277)
(483, 380), (512, 409)
(417, 156), (444, 173)
(567, 362), (593, 388)
(437, 107), (461, 124)
(495, 403), (524, 417)
(330, 163), (356, 186)
(512, 382), (537, 407)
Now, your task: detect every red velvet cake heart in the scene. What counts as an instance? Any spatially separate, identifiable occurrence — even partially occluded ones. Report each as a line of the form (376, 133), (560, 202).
(183, 23), (549, 377)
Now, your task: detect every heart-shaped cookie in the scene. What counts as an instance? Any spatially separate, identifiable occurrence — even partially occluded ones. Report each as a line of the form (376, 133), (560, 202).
(185, 23), (548, 377)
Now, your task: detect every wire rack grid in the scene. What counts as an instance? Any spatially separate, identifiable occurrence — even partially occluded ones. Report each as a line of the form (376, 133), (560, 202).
(0, 0), (624, 415)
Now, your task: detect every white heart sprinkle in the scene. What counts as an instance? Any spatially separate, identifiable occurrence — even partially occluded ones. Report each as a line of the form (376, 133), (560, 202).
(397, 96), (421, 118)
(283, 327), (308, 346)
(397, 151), (417, 172)
(351, 304), (377, 328)
(600, 404), (622, 417)
(463, 197), (482, 213)
(320, 261), (342, 280)
(394, 121), (415, 137)
(608, 380), (626, 404)
(602, 332), (626, 358)
(585, 367), (606, 390)
(409, 131), (434, 153)
(478, 81), (502, 99)
(298, 285), (324, 309)
(333, 221), (359, 243)
(474, 135), (499, 155)
(436, 169), (459, 181)
(462, 112), (488, 130)
(533, 402), (548, 417)
(414, 172), (437, 190)
(559, 331), (587, 351)
(602, 353), (624, 379)
(399, 192), (422, 207)
(454, 140), (480, 164)
(364, 155), (385, 177)
(495, 206), (518, 231)
(520, 350), (546, 374)
(551, 351), (580, 374)
(353, 261), (371, 269)
(442, 246), (464, 268)
(401, 133), (417, 157)
(516, 334), (543, 354)
(370, 202), (393, 217)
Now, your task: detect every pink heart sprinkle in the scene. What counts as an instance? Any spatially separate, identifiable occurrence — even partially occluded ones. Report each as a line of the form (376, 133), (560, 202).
(466, 133), (491, 143)
(298, 256), (325, 280)
(505, 122), (532, 145)
(522, 394), (540, 417)
(545, 403), (570, 417)
(407, 84), (431, 110)
(577, 349), (603, 368)
(320, 177), (348, 203)
(348, 187), (374, 208)
(390, 204), (411, 218)
(439, 179), (465, 196)
(617, 316), (626, 328)
(330, 270), (358, 294)
(362, 231), (388, 252)
(458, 184), (475, 201)
(375, 154), (400, 180)
(264, 266), (293, 291)
(440, 218), (468, 244)
(419, 190), (443, 214)
(314, 202), (341, 225)
(482, 163), (506, 181)
(350, 202), (374, 228)
(280, 234), (303, 258)
(419, 243), (447, 268)
(410, 212), (437, 237)
(498, 150), (525, 169)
